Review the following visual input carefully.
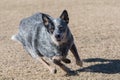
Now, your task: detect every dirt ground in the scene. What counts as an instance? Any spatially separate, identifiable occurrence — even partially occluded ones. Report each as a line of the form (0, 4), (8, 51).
(0, 0), (120, 80)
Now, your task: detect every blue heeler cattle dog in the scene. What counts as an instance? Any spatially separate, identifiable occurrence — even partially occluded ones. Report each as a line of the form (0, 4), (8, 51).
(11, 10), (83, 74)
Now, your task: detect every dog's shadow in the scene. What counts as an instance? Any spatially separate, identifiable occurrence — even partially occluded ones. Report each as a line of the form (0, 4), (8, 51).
(76, 58), (120, 74)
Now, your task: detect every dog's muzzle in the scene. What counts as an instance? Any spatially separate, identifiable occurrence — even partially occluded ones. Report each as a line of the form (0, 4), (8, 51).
(55, 34), (63, 41)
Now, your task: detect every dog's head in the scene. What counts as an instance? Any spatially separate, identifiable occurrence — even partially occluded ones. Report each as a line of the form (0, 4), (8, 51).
(42, 10), (69, 45)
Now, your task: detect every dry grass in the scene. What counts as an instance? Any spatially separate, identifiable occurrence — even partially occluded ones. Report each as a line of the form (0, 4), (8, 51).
(0, 0), (120, 80)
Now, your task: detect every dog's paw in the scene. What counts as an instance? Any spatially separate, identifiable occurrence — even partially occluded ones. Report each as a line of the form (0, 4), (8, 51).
(76, 60), (83, 67)
(62, 58), (71, 64)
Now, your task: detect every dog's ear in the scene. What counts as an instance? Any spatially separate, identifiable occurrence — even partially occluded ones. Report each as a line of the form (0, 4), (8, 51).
(60, 10), (69, 24)
(42, 14), (50, 26)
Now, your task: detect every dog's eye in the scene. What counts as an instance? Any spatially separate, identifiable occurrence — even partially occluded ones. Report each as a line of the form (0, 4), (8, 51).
(59, 27), (65, 31)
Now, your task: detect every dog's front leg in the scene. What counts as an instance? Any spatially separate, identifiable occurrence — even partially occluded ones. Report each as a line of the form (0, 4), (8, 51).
(70, 43), (83, 67)
(36, 57), (57, 74)
(52, 56), (72, 74)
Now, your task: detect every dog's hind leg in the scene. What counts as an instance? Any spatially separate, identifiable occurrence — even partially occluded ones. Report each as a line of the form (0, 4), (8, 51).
(70, 43), (83, 67)
(36, 57), (57, 74)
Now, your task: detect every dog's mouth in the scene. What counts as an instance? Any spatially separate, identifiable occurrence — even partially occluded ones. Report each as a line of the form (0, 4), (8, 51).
(56, 36), (64, 42)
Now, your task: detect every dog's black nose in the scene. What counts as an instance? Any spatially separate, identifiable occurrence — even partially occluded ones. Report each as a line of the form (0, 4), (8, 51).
(55, 34), (61, 38)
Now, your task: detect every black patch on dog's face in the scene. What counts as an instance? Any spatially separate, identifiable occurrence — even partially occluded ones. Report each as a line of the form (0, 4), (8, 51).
(58, 20), (67, 32)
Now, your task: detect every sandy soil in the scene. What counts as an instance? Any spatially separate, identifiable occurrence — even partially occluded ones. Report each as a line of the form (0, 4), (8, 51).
(0, 0), (120, 80)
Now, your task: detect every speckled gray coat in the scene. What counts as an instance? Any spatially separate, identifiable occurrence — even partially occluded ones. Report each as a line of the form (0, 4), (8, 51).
(15, 13), (74, 59)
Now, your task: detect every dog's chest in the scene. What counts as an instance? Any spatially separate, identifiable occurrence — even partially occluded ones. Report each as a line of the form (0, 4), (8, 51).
(37, 39), (70, 58)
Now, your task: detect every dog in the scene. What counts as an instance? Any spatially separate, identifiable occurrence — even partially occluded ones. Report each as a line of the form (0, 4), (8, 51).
(11, 10), (83, 74)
